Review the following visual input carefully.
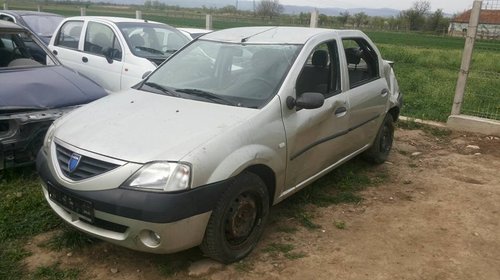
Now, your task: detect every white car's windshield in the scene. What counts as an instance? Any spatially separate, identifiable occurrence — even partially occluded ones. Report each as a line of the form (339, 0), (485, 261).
(117, 22), (189, 64)
(141, 40), (301, 108)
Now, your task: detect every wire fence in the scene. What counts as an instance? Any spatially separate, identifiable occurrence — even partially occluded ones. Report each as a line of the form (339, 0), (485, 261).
(460, 0), (500, 120)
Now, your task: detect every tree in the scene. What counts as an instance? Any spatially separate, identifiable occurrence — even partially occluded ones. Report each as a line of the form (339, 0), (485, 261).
(426, 9), (450, 34)
(256, 0), (284, 20)
(338, 11), (350, 27)
(353, 12), (368, 28)
(401, 0), (431, 31)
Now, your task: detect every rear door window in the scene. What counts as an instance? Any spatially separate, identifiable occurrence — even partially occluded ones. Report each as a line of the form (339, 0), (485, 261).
(342, 38), (380, 88)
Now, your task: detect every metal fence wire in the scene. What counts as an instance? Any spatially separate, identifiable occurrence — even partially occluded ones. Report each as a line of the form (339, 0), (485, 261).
(461, 0), (500, 120)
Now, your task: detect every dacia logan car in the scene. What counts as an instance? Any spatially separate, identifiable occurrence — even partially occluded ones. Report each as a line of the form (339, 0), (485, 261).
(37, 26), (402, 263)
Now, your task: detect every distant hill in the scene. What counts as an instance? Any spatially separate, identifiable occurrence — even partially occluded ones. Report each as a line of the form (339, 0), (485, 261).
(73, 0), (402, 17)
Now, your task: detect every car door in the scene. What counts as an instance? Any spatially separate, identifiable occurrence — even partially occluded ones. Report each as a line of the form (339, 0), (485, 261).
(50, 20), (85, 71)
(281, 40), (351, 193)
(80, 21), (124, 92)
(341, 37), (389, 151)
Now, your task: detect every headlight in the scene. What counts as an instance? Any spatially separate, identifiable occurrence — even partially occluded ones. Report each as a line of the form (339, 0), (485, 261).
(43, 124), (56, 153)
(123, 162), (191, 192)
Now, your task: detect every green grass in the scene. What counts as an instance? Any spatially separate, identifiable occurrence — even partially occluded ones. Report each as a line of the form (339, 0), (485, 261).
(263, 243), (307, 260)
(44, 226), (97, 251)
(33, 263), (81, 280)
(0, 167), (61, 280)
(334, 220), (346, 230)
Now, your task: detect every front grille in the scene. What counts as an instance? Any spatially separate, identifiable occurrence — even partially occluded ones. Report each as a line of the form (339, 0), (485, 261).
(80, 217), (129, 233)
(56, 144), (120, 181)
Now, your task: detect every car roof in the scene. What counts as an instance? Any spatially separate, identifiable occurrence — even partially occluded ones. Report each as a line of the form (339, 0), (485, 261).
(202, 26), (364, 44)
(63, 16), (162, 24)
(0, 10), (62, 17)
(0, 20), (26, 32)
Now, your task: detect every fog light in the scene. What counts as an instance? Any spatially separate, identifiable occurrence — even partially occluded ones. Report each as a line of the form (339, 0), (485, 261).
(139, 230), (161, 248)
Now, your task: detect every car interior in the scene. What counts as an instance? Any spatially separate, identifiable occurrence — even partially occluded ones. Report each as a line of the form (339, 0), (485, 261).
(0, 33), (44, 67)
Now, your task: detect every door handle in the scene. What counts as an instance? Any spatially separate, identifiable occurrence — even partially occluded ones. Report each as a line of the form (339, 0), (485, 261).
(334, 106), (347, 116)
(82, 57), (88, 63)
(381, 89), (389, 96)
(52, 50), (58, 55)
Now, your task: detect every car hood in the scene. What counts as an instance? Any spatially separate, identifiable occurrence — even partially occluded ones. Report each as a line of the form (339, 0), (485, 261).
(55, 89), (257, 163)
(0, 66), (106, 113)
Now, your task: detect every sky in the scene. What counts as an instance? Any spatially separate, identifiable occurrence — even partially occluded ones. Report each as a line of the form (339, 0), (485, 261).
(278, 0), (475, 13)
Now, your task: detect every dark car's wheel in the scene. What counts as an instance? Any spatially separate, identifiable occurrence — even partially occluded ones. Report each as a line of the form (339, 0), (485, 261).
(200, 172), (269, 264)
(363, 113), (394, 164)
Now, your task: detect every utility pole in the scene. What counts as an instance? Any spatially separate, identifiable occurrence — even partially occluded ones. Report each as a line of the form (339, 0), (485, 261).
(451, 0), (482, 115)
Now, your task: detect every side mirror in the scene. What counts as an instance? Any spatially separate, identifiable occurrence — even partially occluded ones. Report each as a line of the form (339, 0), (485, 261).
(104, 48), (120, 64)
(287, 92), (325, 110)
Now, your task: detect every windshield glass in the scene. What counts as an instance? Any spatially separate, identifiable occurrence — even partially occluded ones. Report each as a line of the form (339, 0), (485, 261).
(21, 15), (64, 37)
(117, 22), (190, 62)
(142, 40), (301, 108)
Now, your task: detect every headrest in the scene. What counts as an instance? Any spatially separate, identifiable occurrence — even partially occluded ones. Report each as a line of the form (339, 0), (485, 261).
(345, 48), (361, 65)
(312, 49), (328, 68)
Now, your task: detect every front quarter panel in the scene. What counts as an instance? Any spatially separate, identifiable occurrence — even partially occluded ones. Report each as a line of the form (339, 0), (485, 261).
(182, 97), (287, 200)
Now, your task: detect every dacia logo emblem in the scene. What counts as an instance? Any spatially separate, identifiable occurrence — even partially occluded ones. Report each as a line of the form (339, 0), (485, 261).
(68, 153), (82, 173)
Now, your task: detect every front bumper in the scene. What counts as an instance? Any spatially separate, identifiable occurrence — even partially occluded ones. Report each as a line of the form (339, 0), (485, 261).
(37, 150), (231, 254)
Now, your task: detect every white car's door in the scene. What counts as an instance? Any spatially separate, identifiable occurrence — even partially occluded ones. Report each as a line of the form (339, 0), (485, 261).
(80, 21), (124, 92)
(281, 40), (351, 193)
(49, 20), (85, 71)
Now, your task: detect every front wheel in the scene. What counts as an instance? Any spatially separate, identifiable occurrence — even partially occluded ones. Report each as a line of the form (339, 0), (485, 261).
(363, 113), (394, 164)
(200, 172), (269, 264)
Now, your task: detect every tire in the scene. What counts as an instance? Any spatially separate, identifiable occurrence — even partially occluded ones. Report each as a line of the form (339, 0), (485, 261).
(200, 172), (269, 264)
(363, 113), (394, 164)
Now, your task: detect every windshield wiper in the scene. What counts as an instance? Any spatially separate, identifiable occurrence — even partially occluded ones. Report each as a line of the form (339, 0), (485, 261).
(176, 88), (237, 106)
(142, 82), (180, 97)
(134, 46), (164, 55)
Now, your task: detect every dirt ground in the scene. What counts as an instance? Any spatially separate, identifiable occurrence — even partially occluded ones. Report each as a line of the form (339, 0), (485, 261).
(23, 127), (500, 280)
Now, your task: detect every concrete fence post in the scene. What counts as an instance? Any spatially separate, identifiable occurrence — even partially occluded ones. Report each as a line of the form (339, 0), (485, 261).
(80, 7), (86, 16)
(3, 3), (8, 10)
(206, 14), (212, 30)
(451, 0), (482, 115)
(136, 10), (142, 20)
(310, 9), (318, 28)
(37, 5), (41, 12)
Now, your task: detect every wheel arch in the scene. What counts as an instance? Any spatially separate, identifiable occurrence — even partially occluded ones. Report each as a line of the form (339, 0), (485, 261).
(244, 164), (276, 207)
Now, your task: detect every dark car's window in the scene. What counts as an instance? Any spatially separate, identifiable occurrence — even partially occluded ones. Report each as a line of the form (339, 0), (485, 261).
(21, 15), (64, 37)
(0, 31), (56, 67)
(84, 22), (122, 60)
(0, 15), (15, 22)
(55, 21), (83, 49)
(342, 38), (379, 88)
(296, 41), (341, 98)
(142, 40), (301, 108)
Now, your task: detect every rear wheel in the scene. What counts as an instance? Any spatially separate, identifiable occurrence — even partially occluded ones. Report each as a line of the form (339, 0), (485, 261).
(200, 172), (269, 264)
(363, 113), (394, 164)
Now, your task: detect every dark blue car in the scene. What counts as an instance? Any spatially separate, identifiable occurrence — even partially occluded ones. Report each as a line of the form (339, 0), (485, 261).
(0, 20), (107, 170)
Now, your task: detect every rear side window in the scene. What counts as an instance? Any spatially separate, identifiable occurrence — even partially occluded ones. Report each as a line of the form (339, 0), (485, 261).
(84, 22), (122, 60)
(55, 21), (83, 49)
(342, 38), (379, 88)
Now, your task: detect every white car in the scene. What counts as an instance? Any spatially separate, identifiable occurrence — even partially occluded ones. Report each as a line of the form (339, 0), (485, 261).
(38, 26), (402, 263)
(177, 27), (212, 39)
(48, 16), (190, 92)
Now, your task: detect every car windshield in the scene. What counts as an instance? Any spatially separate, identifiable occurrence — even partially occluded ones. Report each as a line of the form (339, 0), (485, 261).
(21, 15), (64, 37)
(117, 22), (190, 63)
(0, 31), (57, 67)
(141, 40), (301, 108)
